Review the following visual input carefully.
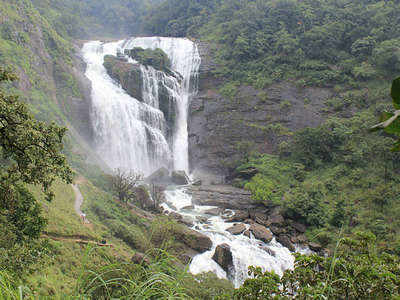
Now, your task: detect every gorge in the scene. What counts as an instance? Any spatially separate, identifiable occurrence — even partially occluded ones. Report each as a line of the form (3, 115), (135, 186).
(82, 37), (306, 287)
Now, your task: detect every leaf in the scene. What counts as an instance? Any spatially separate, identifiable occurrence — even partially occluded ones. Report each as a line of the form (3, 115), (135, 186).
(391, 141), (400, 152)
(391, 77), (400, 109)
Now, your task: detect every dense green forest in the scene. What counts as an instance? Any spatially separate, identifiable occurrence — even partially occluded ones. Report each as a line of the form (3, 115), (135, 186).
(1, 0), (400, 298)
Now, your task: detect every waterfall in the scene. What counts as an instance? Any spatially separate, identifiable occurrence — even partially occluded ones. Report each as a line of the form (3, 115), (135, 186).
(82, 37), (200, 175)
(123, 37), (201, 173)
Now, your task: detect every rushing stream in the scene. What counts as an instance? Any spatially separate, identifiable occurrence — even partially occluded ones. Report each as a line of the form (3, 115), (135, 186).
(82, 37), (300, 287)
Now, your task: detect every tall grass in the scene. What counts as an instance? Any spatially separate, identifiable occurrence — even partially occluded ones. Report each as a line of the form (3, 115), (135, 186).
(75, 247), (192, 299)
(0, 271), (33, 300)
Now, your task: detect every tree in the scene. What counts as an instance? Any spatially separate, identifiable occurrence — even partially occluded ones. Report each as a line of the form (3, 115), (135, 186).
(0, 68), (72, 241)
(234, 232), (400, 299)
(109, 168), (143, 203)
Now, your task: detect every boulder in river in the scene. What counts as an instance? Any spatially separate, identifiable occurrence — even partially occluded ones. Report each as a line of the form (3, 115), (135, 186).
(212, 243), (234, 274)
(249, 224), (273, 243)
(268, 213), (285, 227)
(226, 223), (246, 235)
(243, 230), (251, 238)
(176, 227), (212, 252)
(276, 235), (295, 252)
(261, 246), (276, 257)
(171, 170), (190, 185)
(224, 210), (249, 222)
(292, 222), (307, 233)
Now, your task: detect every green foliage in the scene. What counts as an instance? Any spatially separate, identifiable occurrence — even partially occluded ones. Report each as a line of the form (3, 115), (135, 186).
(126, 47), (172, 72)
(146, 0), (400, 87)
(234, 232), (400, 299)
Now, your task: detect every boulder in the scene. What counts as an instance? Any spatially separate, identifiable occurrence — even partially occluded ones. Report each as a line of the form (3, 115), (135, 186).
(224, 210), (249, 222)
(291, 234), (308, 244)
(146, 167), (171, 185)
(261, 246), (276, 257)
(309, 242), (322, 252)
(268, 213), (285, 227)
(292, 222), (307, 233)
(176, 227), (213, 252)
(172, 170), (190, 185)
(212, 244), (233, 274)
(244, 218), (255, 225)
(249, 224), (273, 243)
(276, 235), (295, 252)
(131, 253), (150, 265)
(269, 226), (286, 236)
(243, 230), (251, 238)
(226, 223), (246, 235)
(252, 211), (269, 226)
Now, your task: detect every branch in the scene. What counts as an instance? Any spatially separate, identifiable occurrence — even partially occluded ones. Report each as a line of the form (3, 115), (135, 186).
(370, 110), (400, 130)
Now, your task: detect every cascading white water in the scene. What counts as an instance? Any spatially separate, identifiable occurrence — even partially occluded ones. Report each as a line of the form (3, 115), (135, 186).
(123, 37), (201, 173)
(162, 189), (300, 288)
(82, 37), (200, 175)
(83, 41), (172, 175)
(83, 37), (304, 288)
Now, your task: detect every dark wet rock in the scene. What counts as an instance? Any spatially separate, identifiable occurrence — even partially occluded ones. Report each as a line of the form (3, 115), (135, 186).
(226, 223), (246, 235)
(269, 226), (286, 236)
(252, 212), (269, 226)
(171, 170), (190, 185)
(146, 167), (171, 185)
(175, 227), (212, 252)
(104, 55), (143, 101)
(188, 185), (258, 210)
(292, 222), (307, 233)
(205, 207), (224, 216)
(212, 243), (234, 274)
(291, 234), (308, 244)
(196, 216), (209, 223)
(309, 242), (322, 252)
(182, 205), (195, 210)
(244, 219), (255, 225)
(224, 210), (249, 222)
(261, 246), (276, 257)
(268, 213), (285, 227)
(249, 224), (273, 243)
(131, 252), (150, 265)
(276, 235), (295, 252)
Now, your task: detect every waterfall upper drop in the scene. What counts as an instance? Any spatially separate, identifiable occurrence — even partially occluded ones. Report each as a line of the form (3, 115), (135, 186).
(82, 38), (201, 175)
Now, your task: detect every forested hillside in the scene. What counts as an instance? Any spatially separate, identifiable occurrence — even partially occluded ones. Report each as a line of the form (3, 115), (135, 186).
(146, 0), (400, 262)
(1, 0), (400, 298)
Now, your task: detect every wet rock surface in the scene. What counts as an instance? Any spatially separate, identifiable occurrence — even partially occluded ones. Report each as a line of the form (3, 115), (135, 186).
(212, 243), (234, 275)
(249, 223), (273, 243)
(175, 226), (213, 253)
(188, 185), (259, 210)
(226, 223), (247, 235)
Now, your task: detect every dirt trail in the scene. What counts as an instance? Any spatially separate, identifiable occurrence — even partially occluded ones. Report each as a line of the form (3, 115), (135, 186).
(72, 182), (91, 227)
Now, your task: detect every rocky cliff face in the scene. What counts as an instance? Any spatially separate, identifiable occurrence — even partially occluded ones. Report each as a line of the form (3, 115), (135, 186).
(189, 42), (333, 183)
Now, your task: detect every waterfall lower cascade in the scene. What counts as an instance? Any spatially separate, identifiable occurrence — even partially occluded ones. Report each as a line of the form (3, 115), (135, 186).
(83, 37), (304, 288)
(82, 37), (200, 175)
(162, 189), (310, 288)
